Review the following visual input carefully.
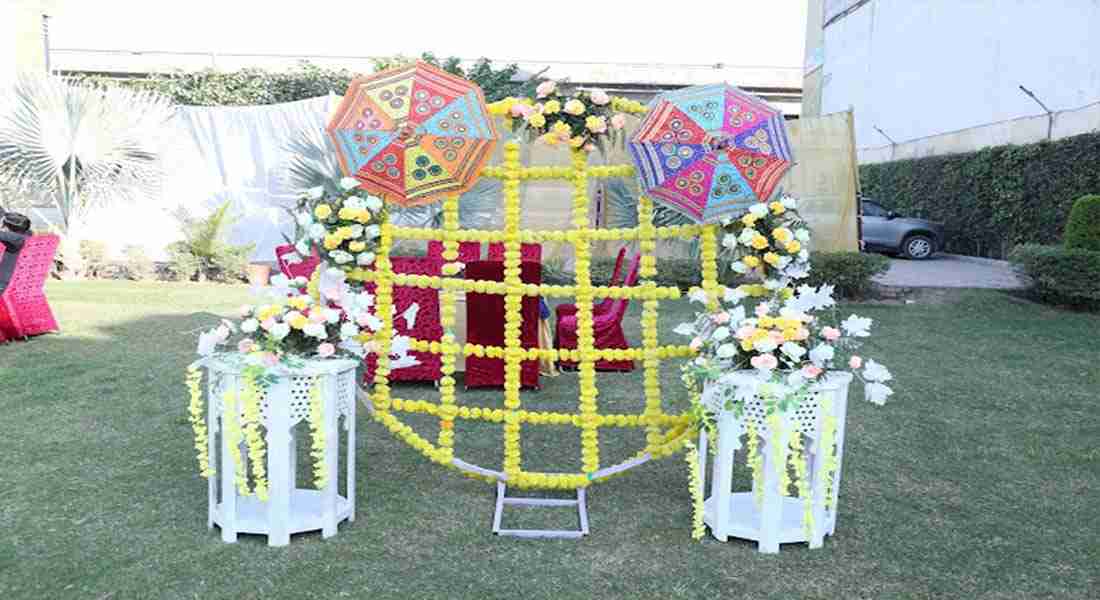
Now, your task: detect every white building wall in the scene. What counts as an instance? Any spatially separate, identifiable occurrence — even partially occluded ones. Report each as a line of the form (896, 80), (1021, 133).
(820, 0), (1100, 154)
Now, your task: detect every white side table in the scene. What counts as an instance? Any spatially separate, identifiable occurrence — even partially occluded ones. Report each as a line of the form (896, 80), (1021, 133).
(697, 371), (853, 553)
(201, 357), (359, 546)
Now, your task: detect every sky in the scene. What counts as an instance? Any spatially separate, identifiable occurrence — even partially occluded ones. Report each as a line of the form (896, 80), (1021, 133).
(47, 0), (808, 69)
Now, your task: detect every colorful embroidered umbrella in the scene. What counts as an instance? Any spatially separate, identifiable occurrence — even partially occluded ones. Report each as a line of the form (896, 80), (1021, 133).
(627, 84), (794, 223)
(327, 62), (499, 207)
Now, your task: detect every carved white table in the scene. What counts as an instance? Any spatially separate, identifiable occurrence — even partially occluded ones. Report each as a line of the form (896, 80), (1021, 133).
(201, 357), (359, 546)
(697, 371), (853, 553)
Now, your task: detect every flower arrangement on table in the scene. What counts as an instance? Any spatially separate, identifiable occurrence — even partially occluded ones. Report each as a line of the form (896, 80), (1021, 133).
(677, 193), (894, 540)
(718, 194), (812, 297)
(184, 266), (419, 500)
(289, 177), (385, 274)
(493, 80), (644, 153)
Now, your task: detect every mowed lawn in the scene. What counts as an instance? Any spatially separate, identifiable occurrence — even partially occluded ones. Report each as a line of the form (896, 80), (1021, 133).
(1, 281), (1098, 599)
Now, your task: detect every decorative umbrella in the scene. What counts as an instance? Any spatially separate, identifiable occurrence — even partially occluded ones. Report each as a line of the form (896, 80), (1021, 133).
(627, 84), (794, 223)
(327, 62), (499, 207)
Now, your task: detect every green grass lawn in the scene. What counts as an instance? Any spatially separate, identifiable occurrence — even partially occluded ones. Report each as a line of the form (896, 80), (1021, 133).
(1, 281), (1098, 599)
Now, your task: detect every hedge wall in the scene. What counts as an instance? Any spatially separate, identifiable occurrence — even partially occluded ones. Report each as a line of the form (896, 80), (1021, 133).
(859, 131), (1100, 258)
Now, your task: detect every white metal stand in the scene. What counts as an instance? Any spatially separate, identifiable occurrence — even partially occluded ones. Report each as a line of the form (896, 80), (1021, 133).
(202, 357), (359, 546)
(698, 371), (853, 553)
(491, 482), (590, 538)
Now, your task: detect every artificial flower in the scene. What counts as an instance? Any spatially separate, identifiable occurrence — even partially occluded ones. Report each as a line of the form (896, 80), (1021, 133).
(542, 99), (561, 114)
(563, 99), (586, 116)
(842, 314), (873, 337)
(849, 355), (863, 369)
(307, 186), (324, 200)
(585, 115), (607, 134)
(750, 354), (778, 370)
(314, 204), (333, 219)
(535, 80), (557, 98)
(610, 113), (627, 129)
(809, 343), (834, 367)
(316, 342), (335, 358)
(527, 112), (547, 128)
(340, 177), (360, 191)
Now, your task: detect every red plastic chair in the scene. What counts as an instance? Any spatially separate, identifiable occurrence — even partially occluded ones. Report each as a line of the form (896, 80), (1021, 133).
(555, 245), (628, 321)
(275, 244), (321, 280)
(362, 256), (444, 384)
(487, 242), (541, 262)
(0, 234), (60, 341)
(555, 252), (640, 372)
(427, 240), (482, 263)
(464, 260), (541, 389)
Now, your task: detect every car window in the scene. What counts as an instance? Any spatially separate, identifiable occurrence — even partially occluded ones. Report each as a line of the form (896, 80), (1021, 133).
(862, 201), (887, 217)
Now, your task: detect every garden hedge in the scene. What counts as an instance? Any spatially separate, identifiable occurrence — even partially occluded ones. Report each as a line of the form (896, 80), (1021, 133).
(1009, 244), (1100, 310)
(859, 132), (1100, 258)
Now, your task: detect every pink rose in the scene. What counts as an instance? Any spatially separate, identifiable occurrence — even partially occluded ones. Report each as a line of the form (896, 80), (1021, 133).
(589, 89), (610, 105)
(735, 326), (756, 340)
(261, 352), (279, 367)
(822, 326), (841, 341)
(795, 327), (810, 340)
(768, 330), (786, 345)
(535, 80), (557, 98)
(317, 342), (336, 358)
(689, 337), (703, 351)
(610, 113), (626, 130)
(801, 364), (823, 378)
(261, 317), (277, 331)
(309, 310), (327, 323)
(237, 339), (255, 354)
(750, 354), (778, 370)
(849, 355), (863, 369)
(712, 312), (730, 324)
(755, 304), (769, 317)
(510, 103), (533, 118)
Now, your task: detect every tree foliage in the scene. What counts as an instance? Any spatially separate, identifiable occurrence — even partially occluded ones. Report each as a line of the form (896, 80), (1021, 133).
(81, 56), (542, 107)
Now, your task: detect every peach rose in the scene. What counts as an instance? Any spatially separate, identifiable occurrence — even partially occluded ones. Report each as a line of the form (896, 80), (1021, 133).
(750, 354), (778, 370)
(849, 355), (863, 369)
(822, 326), (841, 341)
(317, 343), (336, 358)
(510, 103), (533, 118)
(535, 80), (557, 98)
(689, 337), (703, 351)
(237, 339), (255, 354)
(712, 312), (730, 324)
(589, 89), (610, 105)
(261, 317), (277, 331)
(801, 364), (823, 378)
(610, 113), (627, 130)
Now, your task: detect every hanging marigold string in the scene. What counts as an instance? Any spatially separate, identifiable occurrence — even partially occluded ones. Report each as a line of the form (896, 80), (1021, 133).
(185, 366), (213, 477)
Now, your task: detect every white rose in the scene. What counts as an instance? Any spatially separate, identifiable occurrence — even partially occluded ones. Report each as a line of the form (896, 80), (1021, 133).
(309, 223), (326, 240)
(357, 252), (375, 266)
(795, 228), (811, 242)
(863, 359), (893, 382)
(753, 337), (778, 353)
(363, 195), (383, 211)
(303, 322), (326, 338)
(799, 249), (810, 261)
(340, 322), (360, 339)
(721, 233), (738, 250)
(324, 308), (342, 324)
(749, 203), (769, 218)
(364, 224), (381, 239)
(738, 228), (757, 246)
(343, 195), (364, 210)
(730, 261), (748, 274)
(295, 239), (311, 256)
(673, 323), (695, 337)
(809, 343), (834, 367)
(780, 342), (806, 360)
(712, 326), (731, 341)
(716, 343), (737, 359)
(841, 314), (873, 338)
(296, 212), (313, 227)
(340, 177), (360, 191)
(240, 319), (259, 333)
(307, 186), (324, 200)
(349, 224), (364, 238)
(332, 251), (353, 264)
(270, 322), (291, 341)
(782, 195), (798, 209)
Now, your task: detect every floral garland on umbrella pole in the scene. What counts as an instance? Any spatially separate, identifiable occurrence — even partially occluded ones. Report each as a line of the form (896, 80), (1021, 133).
(677, 196), (895, 540)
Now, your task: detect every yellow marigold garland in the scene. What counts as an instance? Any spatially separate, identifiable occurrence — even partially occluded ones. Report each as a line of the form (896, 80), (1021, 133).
(222, 387), (250, 496)
(790, 431), (814, 538)
(436, 193), (461, 464)
(570, 147), (600, 475)
(684, 440), (706, 540)
(185, 366), (213, 477)
(746, 420), (764, 507)
(819, 397), (839, 511)
(308, 375), (327, 489)
(240, 373), (268, 501)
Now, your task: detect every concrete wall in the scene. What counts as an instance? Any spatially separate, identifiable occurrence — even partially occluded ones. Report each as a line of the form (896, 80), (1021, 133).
(818, 0), (1100, 157)
(3, 1), (48, 79)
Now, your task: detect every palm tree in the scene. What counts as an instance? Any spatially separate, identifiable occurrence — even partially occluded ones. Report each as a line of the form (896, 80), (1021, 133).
(0, 74), (174, 276)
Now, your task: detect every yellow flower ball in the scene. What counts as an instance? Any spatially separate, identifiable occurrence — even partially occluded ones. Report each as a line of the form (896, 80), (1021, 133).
(338, 206), (357, 220)
(527, 112), (547, 128)
(786, 240), (802, 254)
(288, 314), (309, 329)
(569, 135), (586, 148)
(335, 226), (354, 239)
(769, 201), (786, 214)
(314, 204), (332, 219)
(772, 227), (792, 243)
(564, 99), (586, 116)
(551, 120), (571, 136)
(751, 234), (769, 250)
(539, 132), (559, 146)
(349, 241), (366, 252)
(323, 235), (340, 250)
(764, 252), (780, 266)
(542, 100), (561, 114)
(741, 213), (757, 227)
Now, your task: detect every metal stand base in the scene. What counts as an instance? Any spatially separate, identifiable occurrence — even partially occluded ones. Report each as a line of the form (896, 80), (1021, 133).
(491, 482), (590, 538)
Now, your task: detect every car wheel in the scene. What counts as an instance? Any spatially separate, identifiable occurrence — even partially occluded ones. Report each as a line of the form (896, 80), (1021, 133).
(902, 234), (934, 259)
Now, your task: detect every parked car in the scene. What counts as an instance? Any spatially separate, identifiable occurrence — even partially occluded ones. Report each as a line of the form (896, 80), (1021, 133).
(860, 198), (946, 260)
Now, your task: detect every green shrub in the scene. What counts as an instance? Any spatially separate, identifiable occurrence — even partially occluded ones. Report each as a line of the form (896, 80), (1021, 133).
(1009, 244), (1100, 309)
(805, 251), (891, 299)
(168, 202), (254, 282)
(860, 131), (1100, 257)
(589, 256), (706, 291)
(79, 240), (109, 278)
(1063, 194), (1100, 252)
(122, 245), (156, 281)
